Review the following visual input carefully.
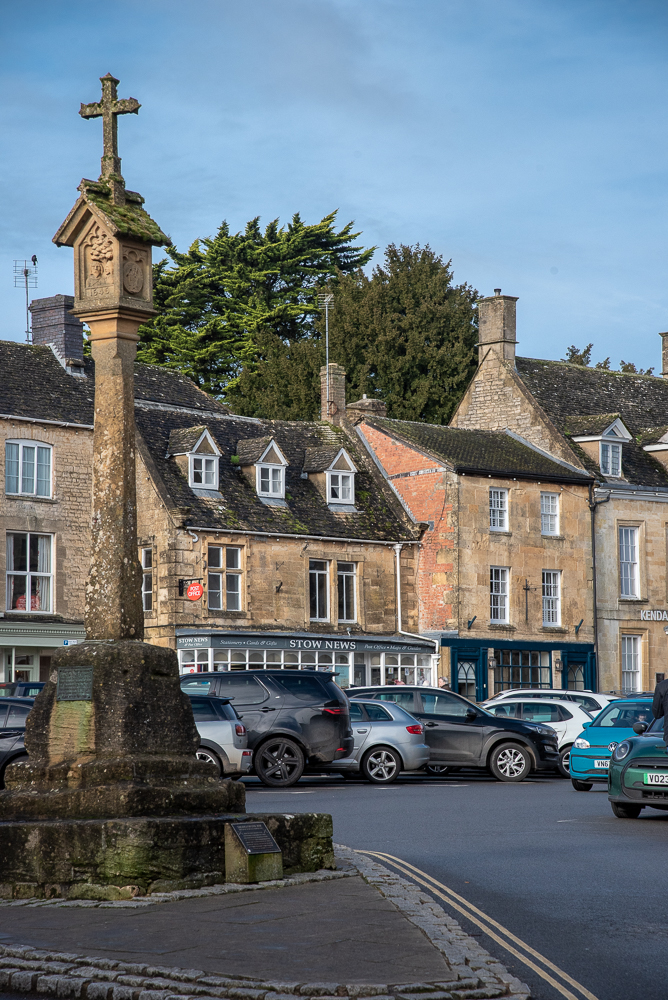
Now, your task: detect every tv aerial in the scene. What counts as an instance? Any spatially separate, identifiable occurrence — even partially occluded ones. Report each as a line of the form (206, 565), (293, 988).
(13, 256), (38, 343)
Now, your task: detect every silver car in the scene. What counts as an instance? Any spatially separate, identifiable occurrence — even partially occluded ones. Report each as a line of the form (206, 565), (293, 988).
(320, 698), (430, 783)
(188, 695), (253, 779)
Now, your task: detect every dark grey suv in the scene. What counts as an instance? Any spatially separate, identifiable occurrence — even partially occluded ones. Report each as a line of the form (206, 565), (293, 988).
(350, 686), (559, 781)
(0, 698), (32, 786)
(180, 670), (353, 787)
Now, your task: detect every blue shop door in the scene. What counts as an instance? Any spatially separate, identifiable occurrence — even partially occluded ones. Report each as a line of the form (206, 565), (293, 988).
(562, 652), (597, 692)
(454, 648), (487, 702)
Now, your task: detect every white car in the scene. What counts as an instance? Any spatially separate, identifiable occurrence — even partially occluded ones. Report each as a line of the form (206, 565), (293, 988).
(187, 694), (253, 778)
(485, 688), (618, 718)
(481, 697), (593, 777)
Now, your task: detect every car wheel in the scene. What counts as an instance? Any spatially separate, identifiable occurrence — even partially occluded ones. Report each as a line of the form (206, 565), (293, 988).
(361, 746), (402, 784)
(425, 763), (451, 777)
(611, 801), (643, 819)
(558, 746), (572, 778)
(489, 743), (532, 782)
(571, 779), (593, 791)
(0, 753), (28, 789)
(255, 737), (305, 787)
(196, 747), (222, 776)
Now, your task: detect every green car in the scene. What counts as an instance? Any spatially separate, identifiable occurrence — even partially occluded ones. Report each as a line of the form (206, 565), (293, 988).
(608, 714), (668, 818)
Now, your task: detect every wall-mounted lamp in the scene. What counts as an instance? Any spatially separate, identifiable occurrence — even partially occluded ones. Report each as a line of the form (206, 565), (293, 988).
(554, 658), (562, 672)
(574, 619), (584, 636)
(467, 616), (477, 630)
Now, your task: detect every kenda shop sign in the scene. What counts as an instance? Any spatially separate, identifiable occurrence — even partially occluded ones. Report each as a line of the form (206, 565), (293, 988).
(639, 610), (668, 621)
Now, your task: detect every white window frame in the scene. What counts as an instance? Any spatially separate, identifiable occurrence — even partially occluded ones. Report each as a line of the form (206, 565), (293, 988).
(337, 562), (357, 622)
(207, 545), (243, 612)
(600, 441), (622, 477)
(542, 570), (561, 626)
(490, 566), (509, 623)
(189, 454), (219, 489)
(621, 634), (641, 693)
(328, 471), (355, 505)
(489, 489), (508, 531)
(619, 526), (639, 598)
(309, 559), (329, 621)
(141, 547), (153, 612)
(256, 464), (285, 498)
(6, 531), (53, 613)
(5, 440), (52, 498)
(540, 492), (559, 536)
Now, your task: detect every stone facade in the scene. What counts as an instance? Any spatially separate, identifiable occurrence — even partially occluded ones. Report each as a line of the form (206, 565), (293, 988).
(0, 412), (91, 680)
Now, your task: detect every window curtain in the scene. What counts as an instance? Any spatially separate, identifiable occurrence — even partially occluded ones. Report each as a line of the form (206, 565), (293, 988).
(5, 444), (19, 494)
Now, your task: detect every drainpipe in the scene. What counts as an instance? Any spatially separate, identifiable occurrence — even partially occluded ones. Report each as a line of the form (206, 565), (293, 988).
(393, 543), (439, 655)
(588, 483), (610, 688)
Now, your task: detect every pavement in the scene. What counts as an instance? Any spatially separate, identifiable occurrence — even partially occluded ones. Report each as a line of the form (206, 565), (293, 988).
(0, 848), (529, 1000)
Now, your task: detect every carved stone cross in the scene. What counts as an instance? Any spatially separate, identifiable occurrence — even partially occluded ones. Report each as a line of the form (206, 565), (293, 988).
(80, 73), (140, 186)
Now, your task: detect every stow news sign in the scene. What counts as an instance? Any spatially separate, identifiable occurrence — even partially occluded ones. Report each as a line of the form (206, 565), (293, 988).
(176, 631), (432, 655)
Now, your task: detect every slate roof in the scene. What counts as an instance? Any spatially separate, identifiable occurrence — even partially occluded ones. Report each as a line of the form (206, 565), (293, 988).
(562, 414), (623, 437)
(515, 358), (668, 487)
(236, 436), (273, 466)
(365, 418), (593, 484)
(0, 341), (228, 425)
(303, 447), (342, 473)
(166, 426), (207, 456)
(137, 410), (418, 540)
(54, 179), (170, 248)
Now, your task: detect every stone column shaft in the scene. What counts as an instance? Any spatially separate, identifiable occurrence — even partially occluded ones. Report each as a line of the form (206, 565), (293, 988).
(83, 310), (145, 641)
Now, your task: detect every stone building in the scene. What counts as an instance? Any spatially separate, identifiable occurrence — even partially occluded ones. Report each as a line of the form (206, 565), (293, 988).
(351, 392), (595, 701)
(451, 289), (668, 694)
(1, 302), (433, 689)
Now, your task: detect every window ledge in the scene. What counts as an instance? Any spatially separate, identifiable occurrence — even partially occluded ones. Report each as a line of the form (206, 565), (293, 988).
(618, 597), (648, 604)
(5, 493), (56, 504)
(487, 623), (516, 630)
(489, 530), (512, 536)
(540, 626), (568, 633)
(206, 610), (248, 618)
(143, 612), (156, 619)
(259, 496), (288, 508)
(541, 534), (564, 540)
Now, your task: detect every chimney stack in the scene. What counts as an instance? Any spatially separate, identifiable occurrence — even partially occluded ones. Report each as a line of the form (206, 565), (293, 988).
(320, 363), (346, 424)
(659, 332), (668, 378)
(30, 295), (85, 362)
(477, 289), (518, 367)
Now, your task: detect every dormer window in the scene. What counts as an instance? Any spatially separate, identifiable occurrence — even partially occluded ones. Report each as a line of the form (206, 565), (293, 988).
(191, 455), (217, 487)
(254, 440), (288, 500)
(329, 472), (353, 503)
(600, 441), (621, 477)
(165, 425), (223, 495)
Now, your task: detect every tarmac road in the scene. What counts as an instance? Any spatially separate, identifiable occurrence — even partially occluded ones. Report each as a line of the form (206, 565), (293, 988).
(244, 771), (668, 1000)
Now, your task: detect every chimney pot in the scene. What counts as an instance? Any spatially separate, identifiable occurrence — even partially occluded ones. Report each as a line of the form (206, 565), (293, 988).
(494, 288), (501, 296)
(659, 332), (668, 378)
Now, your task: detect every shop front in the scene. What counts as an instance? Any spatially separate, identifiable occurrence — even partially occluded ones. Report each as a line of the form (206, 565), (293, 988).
(0, 619), (86, 684)
(177, 629), (437, 690)
(442, 637), (597, 702)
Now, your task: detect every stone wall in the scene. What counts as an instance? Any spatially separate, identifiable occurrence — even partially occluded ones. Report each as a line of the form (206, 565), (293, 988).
(0, 418), (92, 623)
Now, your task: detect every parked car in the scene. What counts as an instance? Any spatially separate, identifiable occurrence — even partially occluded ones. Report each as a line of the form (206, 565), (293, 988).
(187, 695), (252, 778)
(180, 670), (353, 787)
(569, 696), (654, 791)
(317, 698), (430, 784)
(0, 681), (44, 698)
(349, 686), (559, 781)
(0, 698), (33, 786)
(608, 714), (668, 818)
(484, 688), (618, 717)
(482, 698), (593, 777)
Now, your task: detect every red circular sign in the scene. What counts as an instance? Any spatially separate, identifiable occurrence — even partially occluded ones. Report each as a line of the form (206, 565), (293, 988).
(186, 582), (204, 601)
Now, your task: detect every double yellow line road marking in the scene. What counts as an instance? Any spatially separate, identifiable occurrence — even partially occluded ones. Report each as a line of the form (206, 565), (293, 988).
(356, 850), (599, 1000)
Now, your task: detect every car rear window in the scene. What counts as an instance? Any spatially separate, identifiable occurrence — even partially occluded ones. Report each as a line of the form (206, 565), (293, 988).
(365, 703), (393, 721)
(349, 702), (365, 722)
(272, 675), (327, 702)
(488, 703), (519, 718)
(214, 700), (238, 721)
(215, 674), (269, 705)
(6, 703), (31, 727)
(570, 695), (601, 712)
(189, 697), (219, 722)
(181, 678), (212, 696)
(590, 702), (652, 728)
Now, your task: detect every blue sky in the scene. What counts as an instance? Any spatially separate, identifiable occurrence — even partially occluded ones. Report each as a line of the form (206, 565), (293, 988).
(2, 0), (667, 371)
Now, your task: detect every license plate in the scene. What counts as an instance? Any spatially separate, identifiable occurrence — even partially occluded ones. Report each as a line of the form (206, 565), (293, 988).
(644, 772), (668, 785)
(594, 759), (610, 769)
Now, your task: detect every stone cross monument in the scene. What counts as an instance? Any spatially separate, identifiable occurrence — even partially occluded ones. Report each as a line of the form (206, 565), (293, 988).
(0, 75), (246, 899)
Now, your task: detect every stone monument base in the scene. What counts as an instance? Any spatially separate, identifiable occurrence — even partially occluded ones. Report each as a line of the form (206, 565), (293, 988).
(0, 811), (334, 900)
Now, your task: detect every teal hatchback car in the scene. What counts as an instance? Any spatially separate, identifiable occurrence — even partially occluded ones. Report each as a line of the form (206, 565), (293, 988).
(608, 715), (668, 818)
(569, 697), (653, 791)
